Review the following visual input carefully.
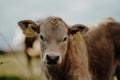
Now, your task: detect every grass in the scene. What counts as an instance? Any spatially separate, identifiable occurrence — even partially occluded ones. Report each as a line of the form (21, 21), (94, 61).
(0, 52), (42, 80)
(0, 52), (117, 80)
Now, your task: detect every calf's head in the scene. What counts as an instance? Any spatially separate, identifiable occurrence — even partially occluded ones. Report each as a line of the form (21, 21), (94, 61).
(18, 17), (88, 65)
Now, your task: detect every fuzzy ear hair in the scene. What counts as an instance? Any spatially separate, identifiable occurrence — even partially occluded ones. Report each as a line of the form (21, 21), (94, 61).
(69, 24), (89, 35)
(18, 20), (40, 37)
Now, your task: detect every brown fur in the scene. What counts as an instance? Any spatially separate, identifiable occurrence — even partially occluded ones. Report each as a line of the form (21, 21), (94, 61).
(85, 18), (120, 80)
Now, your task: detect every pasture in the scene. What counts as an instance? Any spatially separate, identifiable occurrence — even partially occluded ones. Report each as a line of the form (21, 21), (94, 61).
(0, 51), (42, 80)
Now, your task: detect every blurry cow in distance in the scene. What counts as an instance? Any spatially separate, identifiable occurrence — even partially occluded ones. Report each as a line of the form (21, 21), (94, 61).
(14, 25), (41, 72)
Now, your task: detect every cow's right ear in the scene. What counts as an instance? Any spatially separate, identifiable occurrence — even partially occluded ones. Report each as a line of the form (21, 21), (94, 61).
(18, 20), (40, 37)
(69, 24), (89, 35)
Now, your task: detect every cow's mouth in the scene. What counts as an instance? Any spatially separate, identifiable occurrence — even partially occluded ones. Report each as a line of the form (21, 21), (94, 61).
(47, 60), (57, 65)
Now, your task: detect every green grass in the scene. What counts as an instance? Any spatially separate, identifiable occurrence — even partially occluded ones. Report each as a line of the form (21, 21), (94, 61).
(0, 52), (42, 80)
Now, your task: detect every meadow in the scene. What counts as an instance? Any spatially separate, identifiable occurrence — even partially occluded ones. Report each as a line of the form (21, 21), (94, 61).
(0, 51), (42, 80)
(0, 51), (118, 80)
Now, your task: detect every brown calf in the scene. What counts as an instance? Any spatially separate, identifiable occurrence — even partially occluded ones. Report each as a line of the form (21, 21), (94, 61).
(18, 17), (120, 80)
(24, 36), (40, 69)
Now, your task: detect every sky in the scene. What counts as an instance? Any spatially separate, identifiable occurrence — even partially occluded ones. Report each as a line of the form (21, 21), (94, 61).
(0, 0), (120, 50)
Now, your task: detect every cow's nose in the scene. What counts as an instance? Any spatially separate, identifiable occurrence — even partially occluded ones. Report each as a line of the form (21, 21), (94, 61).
(46, 55), (59, 64)
(47, 55), (59, 61)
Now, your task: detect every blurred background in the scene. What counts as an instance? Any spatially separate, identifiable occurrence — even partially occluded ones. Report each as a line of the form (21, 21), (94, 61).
(0, 0), (120, 51)
(0, 0), (120, 80)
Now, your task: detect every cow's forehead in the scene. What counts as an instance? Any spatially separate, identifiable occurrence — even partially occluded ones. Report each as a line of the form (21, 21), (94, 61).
(39, 17), (68, 39)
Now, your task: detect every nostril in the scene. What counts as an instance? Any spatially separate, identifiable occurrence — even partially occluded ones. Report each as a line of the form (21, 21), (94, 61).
(46, 55), (50, 60)
(55, 56), (59, 61)
(46, 55), (59, 61)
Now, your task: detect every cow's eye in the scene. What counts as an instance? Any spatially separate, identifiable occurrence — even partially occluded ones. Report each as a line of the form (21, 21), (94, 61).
(40, 35), (44, 40)
(63, 37), (67, 42)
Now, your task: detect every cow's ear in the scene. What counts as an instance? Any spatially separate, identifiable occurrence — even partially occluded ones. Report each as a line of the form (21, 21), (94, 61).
(18, 20), (40, 37)
(69, 24), (89, 35)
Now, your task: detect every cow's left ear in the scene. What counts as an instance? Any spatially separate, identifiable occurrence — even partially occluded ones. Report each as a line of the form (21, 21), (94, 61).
(69, 24), (89, 35)
(18, 20), (40, 37)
